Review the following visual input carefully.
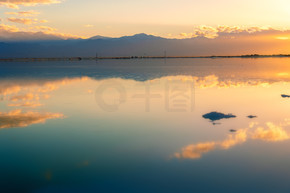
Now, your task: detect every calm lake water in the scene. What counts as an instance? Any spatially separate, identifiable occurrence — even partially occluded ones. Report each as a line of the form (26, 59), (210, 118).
(1, 58), (290, 193)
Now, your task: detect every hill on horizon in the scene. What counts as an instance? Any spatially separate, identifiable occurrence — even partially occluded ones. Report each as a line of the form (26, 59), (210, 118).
(0, 32), (289, 58)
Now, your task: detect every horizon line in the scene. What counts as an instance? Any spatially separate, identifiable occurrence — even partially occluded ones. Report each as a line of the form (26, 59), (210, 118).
(1, 54), (290, 62)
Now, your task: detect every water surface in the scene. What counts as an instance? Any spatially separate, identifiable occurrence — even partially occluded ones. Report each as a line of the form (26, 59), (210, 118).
(1, 58), (290, 193)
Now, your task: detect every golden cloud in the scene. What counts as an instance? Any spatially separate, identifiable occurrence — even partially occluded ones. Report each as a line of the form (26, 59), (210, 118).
(252, 122), (290, 142)
(42, 30), (86, 39)
(220, 130), (247, 149)
(178, 25), (288, 39)
(33, 25), (56, 31)
(0, 77), (89, 96)
(0, 77), (89, 110)
(0, 23), (19, 32)
(0, 0), (61, 9)
(179, 33), (188, 37)
(5, 10), (40, 16)
(0, 109), (64, 129)
(174, 142), (216, 159)
(0, 23), (85, 40)
(0, 77), (89, 117)
(10, 93), (38, 101)
(8, 101), (43, 107)
(0, 85), (21, 95)
(39, 19), (48, 23)
(0, 77), (91, 129)
(8, 17), (42, 25)
(174, 119), (290, 160)
(37, 77), (89, 93)
(174, 130), (248, 160)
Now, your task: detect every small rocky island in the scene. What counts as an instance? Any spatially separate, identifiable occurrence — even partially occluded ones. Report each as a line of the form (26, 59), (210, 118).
(202, 112), (237, 122)
(281, 94), (290, 98)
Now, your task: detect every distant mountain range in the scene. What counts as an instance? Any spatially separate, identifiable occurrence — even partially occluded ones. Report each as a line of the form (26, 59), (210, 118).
(89, 35), (112, 40)
(0, 33), (289, 58)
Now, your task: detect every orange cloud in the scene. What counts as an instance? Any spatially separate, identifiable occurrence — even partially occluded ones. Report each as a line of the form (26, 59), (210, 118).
(39, 19), (48, 23)
(8, 17), (44, 25)
(0, 23), (84, 40)
(174, 130), (248, 160)
(8, 101), (43, 107)
(0, 85), (21, 95)
(252, 122), (290, 142)
(33, 25), (56, 31)
(10, 93), (38, 101)
(220, 130), (247, 149)
(0, 77), (89, 109)
(0, 23), (19, 32)
(174, 119), (290, 160)
(37, 77), (89, 93)
(174, 142), (216, 159)
(5, 10), (40, 16)
(178, 25), (290, 40)
(0, 109), (64, 129)
(41, 30), (86, 39)
(0, 0), (61, 9)
(0, 77), (89, 96)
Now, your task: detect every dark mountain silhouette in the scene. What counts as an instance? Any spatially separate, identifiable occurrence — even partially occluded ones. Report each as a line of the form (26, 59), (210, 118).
(0, 33), (288, 58)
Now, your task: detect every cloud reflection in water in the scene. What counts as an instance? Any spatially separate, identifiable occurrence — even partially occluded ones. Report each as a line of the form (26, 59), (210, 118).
(0, 109), (64, 129)
(174, 121), (290, 160)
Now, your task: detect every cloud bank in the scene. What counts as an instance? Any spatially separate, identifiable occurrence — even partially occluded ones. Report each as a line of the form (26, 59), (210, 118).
(7, 17), (38, 24)
(5, 10), (40, 16)
(0, 24), (84, 40)
(179, 25), (290, 40)
(174, 129), (247, 159)
(0, 109), (64, 129)
(174, 121), (290, 160)
(0, 0), (61, 9)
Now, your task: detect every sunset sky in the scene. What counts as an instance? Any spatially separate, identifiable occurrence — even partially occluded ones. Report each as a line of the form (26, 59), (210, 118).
(0, 0), (290, 39)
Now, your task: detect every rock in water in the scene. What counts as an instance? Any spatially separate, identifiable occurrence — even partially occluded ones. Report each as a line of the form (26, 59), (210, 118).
(247, 115), (257, 119)
(202, 112), (236, 122)
(281, 94), (290, 98)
